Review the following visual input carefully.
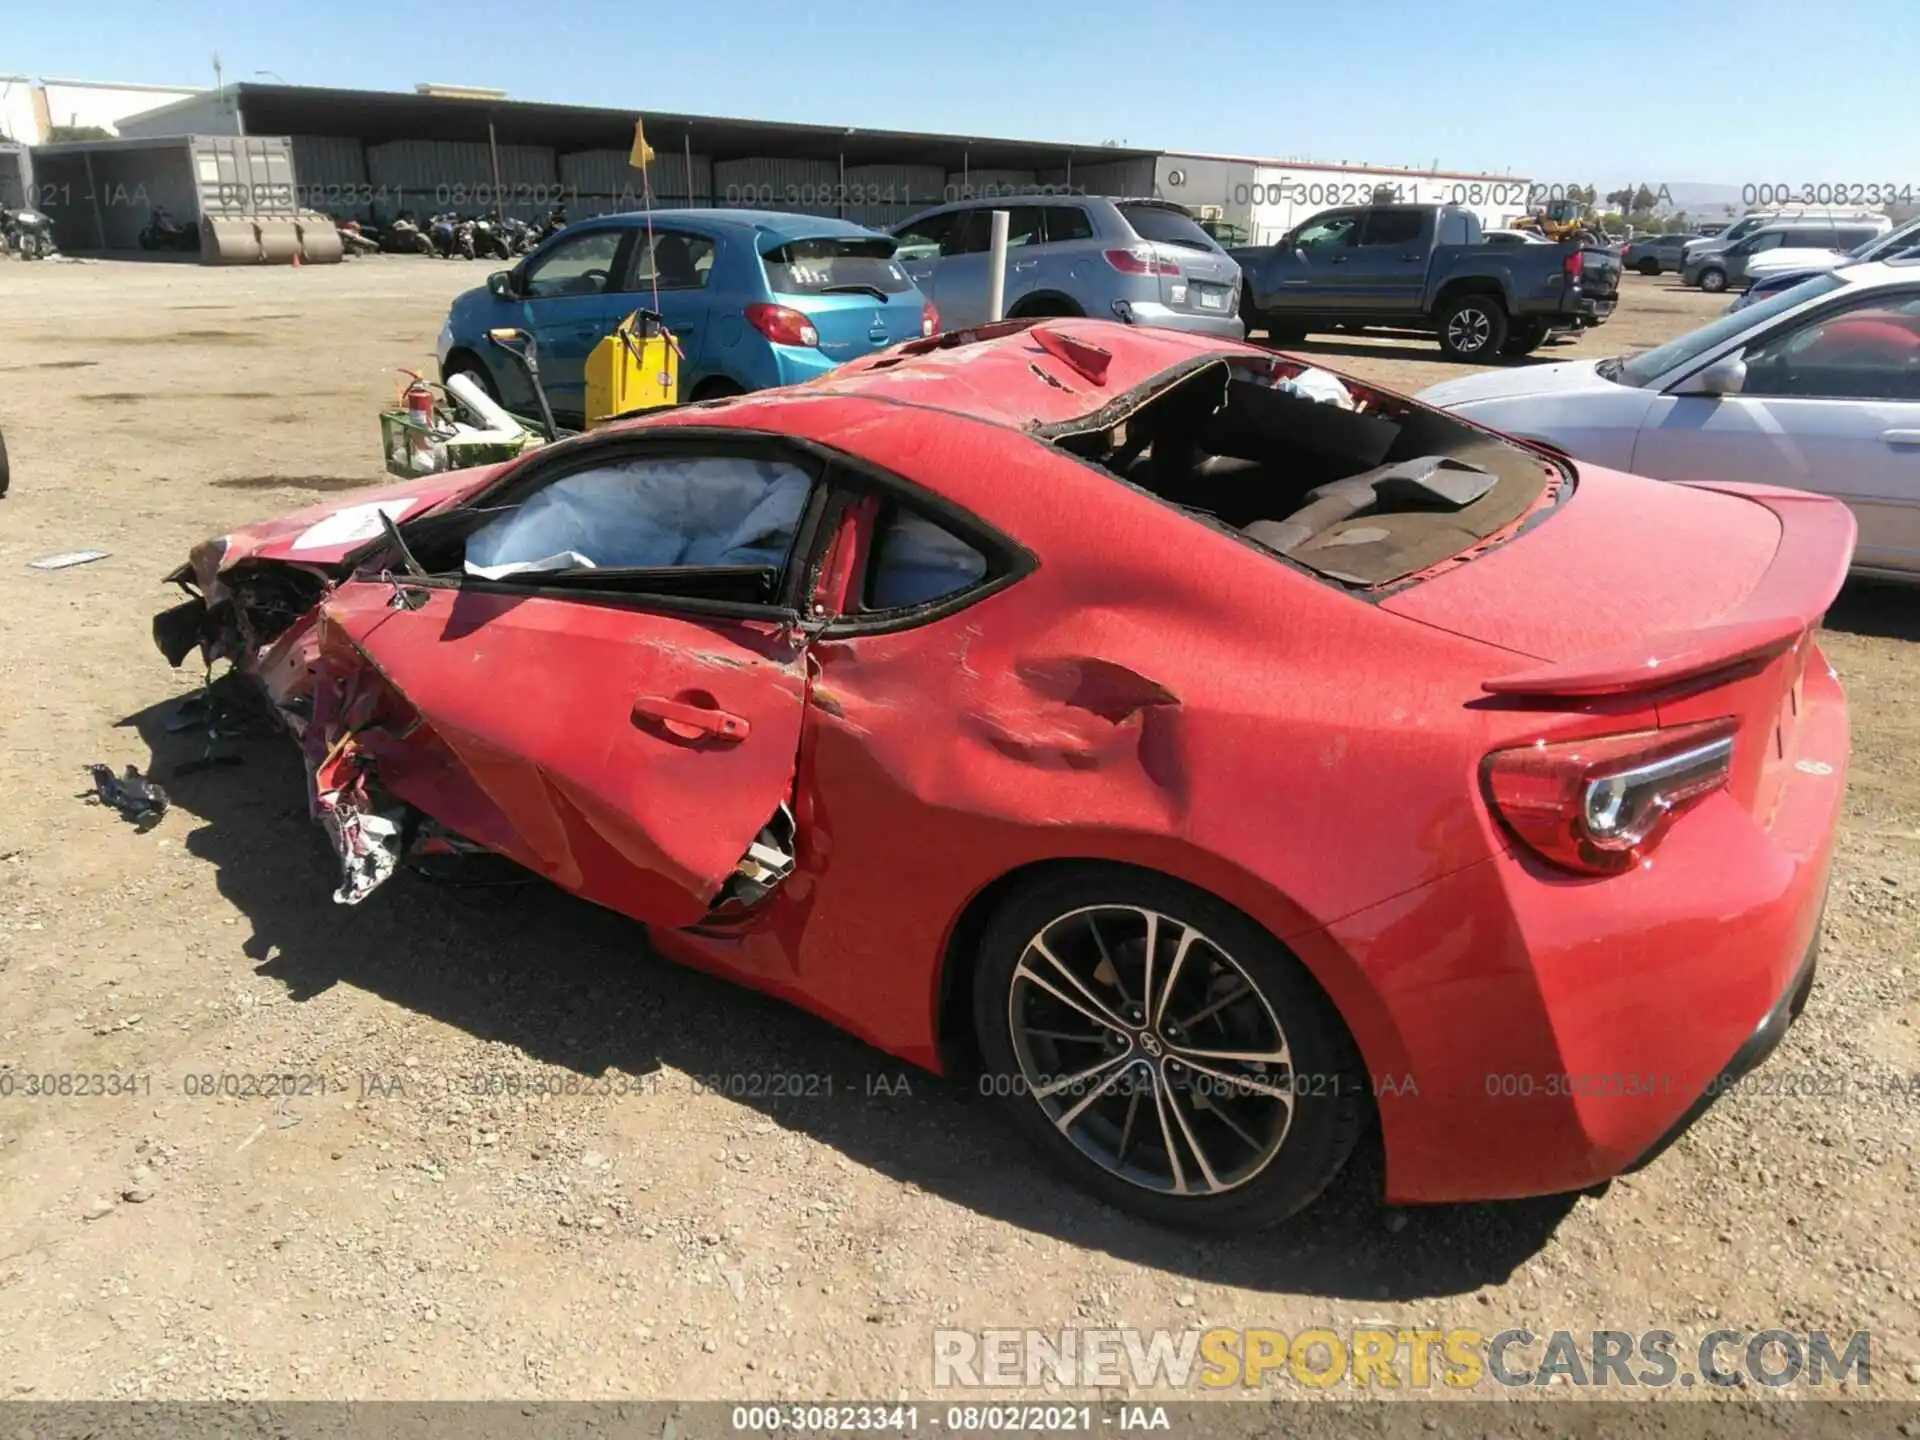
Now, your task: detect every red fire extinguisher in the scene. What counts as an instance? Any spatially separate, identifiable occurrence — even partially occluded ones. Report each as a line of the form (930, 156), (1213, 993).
(400, 371), (435, 428)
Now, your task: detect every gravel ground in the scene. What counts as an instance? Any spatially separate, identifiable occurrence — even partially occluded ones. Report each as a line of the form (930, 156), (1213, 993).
(0, 258), (1914, 1408)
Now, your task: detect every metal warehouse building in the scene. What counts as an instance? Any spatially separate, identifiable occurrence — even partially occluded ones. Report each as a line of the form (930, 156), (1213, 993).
(33, 80), (1528, 253)
(108, 82), (1165, 234)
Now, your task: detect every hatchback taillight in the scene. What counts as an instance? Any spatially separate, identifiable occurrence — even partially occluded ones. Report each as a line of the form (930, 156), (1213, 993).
(745, 303), (819, 348)
(1104, 247), (1181, 277)
(1482, 718), (1737, 875)
(921, 298), (939, 337)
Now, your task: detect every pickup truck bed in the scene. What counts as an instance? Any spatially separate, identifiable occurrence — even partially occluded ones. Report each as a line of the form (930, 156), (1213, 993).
(1229, 203), (1620, 363)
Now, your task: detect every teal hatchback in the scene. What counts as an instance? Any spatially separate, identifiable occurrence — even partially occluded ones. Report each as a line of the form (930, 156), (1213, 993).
(437, 209), (937, 427)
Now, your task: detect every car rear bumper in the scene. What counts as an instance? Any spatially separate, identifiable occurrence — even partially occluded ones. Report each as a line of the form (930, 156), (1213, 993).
(1312, 649), (1848, 1205)
(1112, 301), (1246, 340)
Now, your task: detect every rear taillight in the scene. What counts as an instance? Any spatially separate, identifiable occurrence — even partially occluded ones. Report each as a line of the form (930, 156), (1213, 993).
(1564, 249), (1585, 281)
(744, 303), (819, 348)
(921, 298), (939, 337)
(1482, 718), (1737, 875)
(1104, 247), (1182, 277)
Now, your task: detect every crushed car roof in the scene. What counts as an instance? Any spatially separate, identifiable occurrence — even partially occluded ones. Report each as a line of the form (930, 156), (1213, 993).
(637, 319), (1255, 438)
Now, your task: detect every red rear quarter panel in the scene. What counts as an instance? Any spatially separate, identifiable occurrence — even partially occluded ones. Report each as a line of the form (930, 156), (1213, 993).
(653, 396), (1529, 1088)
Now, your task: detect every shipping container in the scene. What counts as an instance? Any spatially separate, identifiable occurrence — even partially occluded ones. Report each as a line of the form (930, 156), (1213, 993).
(25, 133), (300, 251)
(0, 142), (31, 211)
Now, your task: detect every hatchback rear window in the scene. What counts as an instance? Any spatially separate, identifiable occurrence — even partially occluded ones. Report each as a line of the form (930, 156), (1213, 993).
(1116, 203), (1218, 253)
(762, 238), (914, 297)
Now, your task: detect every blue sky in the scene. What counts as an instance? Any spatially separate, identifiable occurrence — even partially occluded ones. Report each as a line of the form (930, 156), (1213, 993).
(5, 0), (1914, 186)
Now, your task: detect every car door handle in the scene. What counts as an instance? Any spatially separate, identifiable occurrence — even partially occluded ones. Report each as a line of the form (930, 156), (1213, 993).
(1329, 256), (1349, 264)
(1400, 253), (1421, 261)
(632, 695), (750, 742)
(576, 326), (600, 340)
(1012, 259), (1038, 271)
(1883, 429), (1920, 444)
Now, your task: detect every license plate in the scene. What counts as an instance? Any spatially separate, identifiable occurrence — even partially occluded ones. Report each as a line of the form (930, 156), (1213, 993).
(1197, 288), (1225, 310)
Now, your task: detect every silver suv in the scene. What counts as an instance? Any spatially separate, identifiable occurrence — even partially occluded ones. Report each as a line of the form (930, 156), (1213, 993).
(891, 196), (1244, 338)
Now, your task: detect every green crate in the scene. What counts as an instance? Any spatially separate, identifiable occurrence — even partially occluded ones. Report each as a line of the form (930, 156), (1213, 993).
(380, 410), (536, 479)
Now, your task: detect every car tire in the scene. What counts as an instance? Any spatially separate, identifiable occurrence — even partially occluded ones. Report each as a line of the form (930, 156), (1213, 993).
(1500, 321), (1551, 358)
(443, 360), (498, 404)
(971, 867), (1370, 1233)
(1437, 293), (1509, 362)
(690, 376), (744, 402)
(0, 428), (10, 497)
(1637, 259), (1661, 276)
(1009, 295), (1084, 320)
(1698, 267), (1728, 293)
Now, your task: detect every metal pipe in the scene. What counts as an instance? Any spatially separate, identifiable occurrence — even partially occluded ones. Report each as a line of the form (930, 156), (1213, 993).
(82, 151), (106, 249)
(986, 208), (1009, 321)
(487, 118), (504, 219)
(684, 131), (694, 206)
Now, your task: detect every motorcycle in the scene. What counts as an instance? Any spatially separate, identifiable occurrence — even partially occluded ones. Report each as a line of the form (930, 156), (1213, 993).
(381, 214), (435, 255)
(427, 211), (462, 259)
(336, 219), (380, 257)
(1, 207), (56, 260)
(494, 215), (535, 255)
(533, 205), (569, 245)
(468, 215), (513, 260)
(138, 205), (199, 253)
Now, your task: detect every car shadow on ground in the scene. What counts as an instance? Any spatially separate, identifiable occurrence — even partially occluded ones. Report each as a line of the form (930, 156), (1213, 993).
(125, 694), (1578, 1301)
(1823, 578), (1920, 642)
(1250, 334), (1567, 368)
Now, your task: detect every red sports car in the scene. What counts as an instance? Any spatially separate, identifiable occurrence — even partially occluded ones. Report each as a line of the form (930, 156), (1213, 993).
(154, 319), (1852, 1232)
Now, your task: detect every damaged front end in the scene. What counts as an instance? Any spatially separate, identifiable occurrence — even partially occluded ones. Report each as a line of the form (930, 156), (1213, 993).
(154, 534), (414, 905)
(154, 527), (805, 921)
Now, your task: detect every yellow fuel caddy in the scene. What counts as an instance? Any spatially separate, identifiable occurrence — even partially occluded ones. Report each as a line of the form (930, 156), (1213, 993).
(585, 309), (680, 426)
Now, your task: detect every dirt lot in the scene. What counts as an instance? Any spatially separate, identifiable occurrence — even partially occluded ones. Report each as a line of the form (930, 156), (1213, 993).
(0, 259), (1915, 1405)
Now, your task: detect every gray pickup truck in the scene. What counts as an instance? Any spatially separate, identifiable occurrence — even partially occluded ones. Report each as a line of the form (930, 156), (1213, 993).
(1229, 203), (1621, 362)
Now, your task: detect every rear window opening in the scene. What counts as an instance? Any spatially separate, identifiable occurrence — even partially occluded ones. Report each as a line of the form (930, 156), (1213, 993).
(1053, 358), (1560, 588)
(762, 238), (915, 298)
(1116, 202), (1220, 253)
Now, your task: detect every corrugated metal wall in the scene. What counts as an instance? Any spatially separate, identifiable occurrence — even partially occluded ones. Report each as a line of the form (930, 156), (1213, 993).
(560, 149), (709, 216)
(27, 150), (99, 249)
(92, 143), (199, 247)
(290, 134), (371, 217)
(0, 144), (31, 211)
(191, 136), (297, 217)
(844, 163), (944, 228)
(1041, 156), (1156, 197)
(714, 157), (839, 216)
(946, 168), (1037, 200)
(364, 139), (563, 219)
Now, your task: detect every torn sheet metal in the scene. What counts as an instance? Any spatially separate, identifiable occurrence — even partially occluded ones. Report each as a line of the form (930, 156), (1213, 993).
(30, 549), (109, 570)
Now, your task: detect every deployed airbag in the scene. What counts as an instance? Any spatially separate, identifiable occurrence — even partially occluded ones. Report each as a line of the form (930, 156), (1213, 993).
(465, 456), (811, 576)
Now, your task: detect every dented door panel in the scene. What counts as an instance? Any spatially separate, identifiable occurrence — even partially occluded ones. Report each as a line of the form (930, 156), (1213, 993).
(316, 579), (810, 927)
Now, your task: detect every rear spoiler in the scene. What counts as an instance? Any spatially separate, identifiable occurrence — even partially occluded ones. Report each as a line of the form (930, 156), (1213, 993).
(1482, 483), (1856, 698)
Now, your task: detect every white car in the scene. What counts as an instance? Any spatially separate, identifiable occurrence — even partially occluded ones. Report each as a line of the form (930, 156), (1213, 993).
(1417, 260), (1920, 580)
(1483, 228), (1552, 245)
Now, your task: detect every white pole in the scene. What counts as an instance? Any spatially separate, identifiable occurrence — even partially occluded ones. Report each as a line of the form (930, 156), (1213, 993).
(986, 208), (1010, 322)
